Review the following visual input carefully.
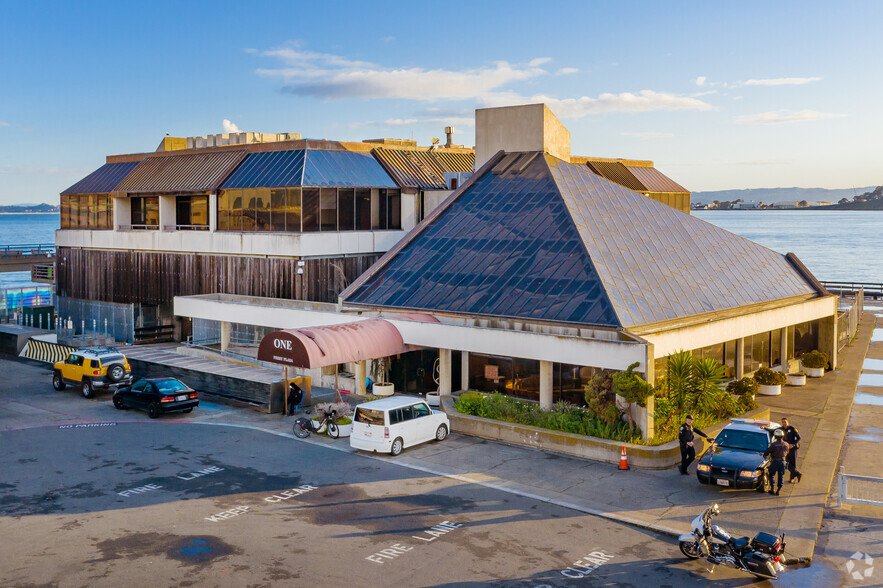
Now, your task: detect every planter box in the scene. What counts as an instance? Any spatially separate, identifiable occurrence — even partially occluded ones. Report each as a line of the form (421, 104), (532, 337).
(804, 366), (824, 378)
(426, 391), (441, 407)
(311, 418), (327, 433)
(757, 384), (782, 396)
(337, 422), (353, 437)
(373, 383), (395, 397)
(786, 373), (807, 386)
(441, 397), (769, 469)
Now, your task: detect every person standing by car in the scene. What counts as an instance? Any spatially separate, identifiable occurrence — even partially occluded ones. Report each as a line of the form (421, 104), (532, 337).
(763, 429), (790, 495)
(679, 415), (710, 475)
(781, 418), (802, 483)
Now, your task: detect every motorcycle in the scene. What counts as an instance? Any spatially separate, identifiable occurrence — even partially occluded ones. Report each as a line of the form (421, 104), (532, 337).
(678, 503), (786, 580)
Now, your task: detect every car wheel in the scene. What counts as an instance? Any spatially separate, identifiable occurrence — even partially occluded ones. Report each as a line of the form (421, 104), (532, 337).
(107, 364), (125, 383)
(112, 395), (127, 410)
(147, 403), (160, 419)
(390, 437), (404, 456)
(435, 424), (448, 441)
(81, 380), (94, 399)
(52, 372), (66, 391)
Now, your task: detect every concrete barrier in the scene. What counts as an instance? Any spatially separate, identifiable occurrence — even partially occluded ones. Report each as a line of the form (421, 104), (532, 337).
(441, 396), (770, 469)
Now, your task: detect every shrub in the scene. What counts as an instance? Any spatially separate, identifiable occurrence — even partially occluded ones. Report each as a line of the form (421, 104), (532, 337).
(801, 349), (829, 369)
(753, 367), (787, 386)
(726, 377), (758, 398)
(316, 401), (352, 417)
(455, 392), (642, 443)
(584, 370), (618, 425)
(337, 416), (352, 425)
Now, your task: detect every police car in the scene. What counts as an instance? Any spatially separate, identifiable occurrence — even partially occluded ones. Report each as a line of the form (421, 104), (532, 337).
(696, 419), (781, 490)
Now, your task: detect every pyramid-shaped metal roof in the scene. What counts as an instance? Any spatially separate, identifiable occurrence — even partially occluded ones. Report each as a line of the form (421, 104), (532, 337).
(342, 152), (819, 328)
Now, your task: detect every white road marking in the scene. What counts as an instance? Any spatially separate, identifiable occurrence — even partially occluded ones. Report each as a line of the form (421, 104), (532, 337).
(205, 505), (250, 522)
(560, 551), (615, 578)
(118, 483), (162, 498)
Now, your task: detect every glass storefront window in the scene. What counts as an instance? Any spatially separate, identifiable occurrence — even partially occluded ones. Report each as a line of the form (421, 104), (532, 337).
(771, 328), (781, 367)
(373, 189), (388, 230)
(130, 196), (159, 229)
(302, 188), (319, 232)
(286, 188), (302, 232)
(338, 188), (355, 231)
(388, 189), (401, 229)
(356, 188), (371, 230)
(320, 188), (337, 231)
(793, 321), (818, 357)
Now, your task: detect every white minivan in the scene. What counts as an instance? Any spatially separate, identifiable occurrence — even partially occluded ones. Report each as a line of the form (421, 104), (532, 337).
(350, 396), (450, 456)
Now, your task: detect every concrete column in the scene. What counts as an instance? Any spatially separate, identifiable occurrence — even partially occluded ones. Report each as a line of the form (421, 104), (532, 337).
(113, 196), (131, 229)
(735, 338), (745, 379)
(209, 192), (218, 231)
(539, 360), (553, 410)
(355, 360), (367, 395)
(780, 327), (789, 369)
(642, 343), (655, 441)
(220, 321), (231, 352)
(439, 348), (452, 395)
(159, 195), (176, 230)
(461, 351), (470, 392)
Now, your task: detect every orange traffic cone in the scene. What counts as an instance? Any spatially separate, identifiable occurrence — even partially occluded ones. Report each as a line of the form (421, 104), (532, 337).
(618, 446), (630, 470)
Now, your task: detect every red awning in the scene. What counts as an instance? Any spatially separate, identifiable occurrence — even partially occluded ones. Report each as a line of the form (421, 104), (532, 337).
(257, 315), (437, 368)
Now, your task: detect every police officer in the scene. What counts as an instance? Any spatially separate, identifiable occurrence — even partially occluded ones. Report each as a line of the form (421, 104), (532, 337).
(781, 417), (802, 483)
(679, 415), (709, 475)
(763, 429), (790, 495)
(287, 381), (304, 416)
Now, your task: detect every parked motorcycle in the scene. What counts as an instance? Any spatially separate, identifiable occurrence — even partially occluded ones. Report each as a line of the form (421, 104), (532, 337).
(678, 504), (786, 580)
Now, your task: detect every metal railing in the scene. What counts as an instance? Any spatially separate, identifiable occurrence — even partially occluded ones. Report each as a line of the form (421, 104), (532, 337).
(837, 467), (883, 507)
(822, 280), (883, 299)
(118, 224), (159, 231)
(836, 288), (864, 352)
(162, 224), (210, 231)
(0, 243), (56, 258)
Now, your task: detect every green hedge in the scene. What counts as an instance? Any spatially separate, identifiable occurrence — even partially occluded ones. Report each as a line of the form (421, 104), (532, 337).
(454, 392), (642, 444)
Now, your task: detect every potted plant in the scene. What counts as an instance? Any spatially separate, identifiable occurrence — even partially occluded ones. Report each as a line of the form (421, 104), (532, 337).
(800, 350), (829, 378)
(314, 401), (353, 437)
(726, 377), (758, 402)
(426, 390), (441, 407)
(753, 367), (787, 396)
(786, 371), (807, 386)
(372, 357), (395, 396)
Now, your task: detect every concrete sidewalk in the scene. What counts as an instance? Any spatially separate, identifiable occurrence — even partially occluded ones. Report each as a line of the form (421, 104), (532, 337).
(186, 312), (877, 565)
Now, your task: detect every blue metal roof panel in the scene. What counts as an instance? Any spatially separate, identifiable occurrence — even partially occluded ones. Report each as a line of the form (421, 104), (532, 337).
(61, 161), (140, 195)
(344, 153), (620, 327)
(221, 149), (397, 189)
(303, 150), (397, 188)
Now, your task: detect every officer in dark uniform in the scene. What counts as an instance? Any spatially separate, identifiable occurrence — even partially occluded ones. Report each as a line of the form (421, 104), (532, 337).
(286, 381), (304, 416)
(763, 429), (790, 495)
(781, 417), (802, 483)
(679, 415), (709, 475)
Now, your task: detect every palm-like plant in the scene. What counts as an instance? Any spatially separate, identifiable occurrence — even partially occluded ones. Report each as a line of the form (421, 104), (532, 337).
(690, 357), (728, 416)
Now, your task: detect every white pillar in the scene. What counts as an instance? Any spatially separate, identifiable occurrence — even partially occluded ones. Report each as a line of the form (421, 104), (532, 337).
(355, 360), (367, 395)
(113, 196), (131, 229)
(220, 321), (231, 352)
(780, 327), (788, 369)
(539, 360), (553, 410)
(460, 351), (470, 392)
(439, 348), (452, 395)
(735, 338), (745, 379)
(209, 192), (218, 231)
(159, 195), (176, 230)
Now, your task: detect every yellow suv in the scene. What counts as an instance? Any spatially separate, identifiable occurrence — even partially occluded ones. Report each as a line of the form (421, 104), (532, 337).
(53, 348), (134, 398)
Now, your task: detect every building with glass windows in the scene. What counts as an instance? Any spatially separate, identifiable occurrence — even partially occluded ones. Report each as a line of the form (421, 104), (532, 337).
(55, 133), (472, 343)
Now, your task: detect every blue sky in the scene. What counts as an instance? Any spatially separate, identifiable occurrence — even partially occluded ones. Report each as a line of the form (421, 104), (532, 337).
(1, 0), (881, 204)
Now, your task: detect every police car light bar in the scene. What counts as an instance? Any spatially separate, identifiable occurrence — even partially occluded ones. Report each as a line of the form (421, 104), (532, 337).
(729, 418), (775, 427)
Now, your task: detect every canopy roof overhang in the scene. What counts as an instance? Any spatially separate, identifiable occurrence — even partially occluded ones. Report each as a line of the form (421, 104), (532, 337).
(257, 315), (439, 368)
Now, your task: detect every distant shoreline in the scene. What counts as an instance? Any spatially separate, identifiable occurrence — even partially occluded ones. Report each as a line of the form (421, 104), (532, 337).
(0, 212), (59, 215)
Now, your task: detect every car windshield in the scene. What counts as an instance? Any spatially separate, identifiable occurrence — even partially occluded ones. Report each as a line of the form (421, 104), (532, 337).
(354, 407), (384, 426)
(155, 380), (188, 393)
(715, 429), (769, 452)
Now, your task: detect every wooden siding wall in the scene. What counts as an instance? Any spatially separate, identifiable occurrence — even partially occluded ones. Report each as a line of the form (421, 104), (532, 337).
(57, 247), (381, 305)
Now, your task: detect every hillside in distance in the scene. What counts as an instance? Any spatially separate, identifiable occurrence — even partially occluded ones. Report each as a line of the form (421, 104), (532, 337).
(692, 186), (875, 205)
(0, 203), (59, 213)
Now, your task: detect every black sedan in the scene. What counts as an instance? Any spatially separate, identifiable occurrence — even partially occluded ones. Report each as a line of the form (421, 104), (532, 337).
(112, 378), (199, 418)
(696, 419), (780, 490)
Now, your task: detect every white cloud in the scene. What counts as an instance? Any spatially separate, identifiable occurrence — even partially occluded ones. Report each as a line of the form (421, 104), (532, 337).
(556, 67), (579, 75)
(734, 160), (788, 166)
(384, 118), (419, 126)
(0, 121), (9, 127)
(620, 131), (674, 139)
(223, 119), (241, 133)
(695, 76), (706, 86)
(529, 57), (552, 67)
(534, 90), (713, 117)
(735, 110), (846, 125)
(744, 77), (821, 86)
